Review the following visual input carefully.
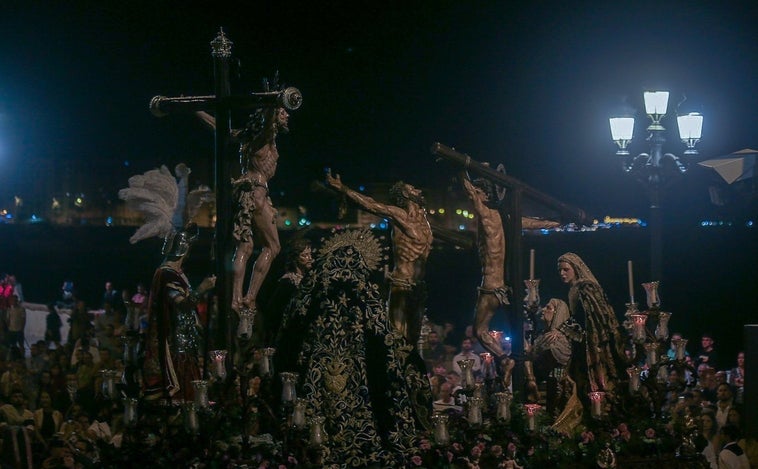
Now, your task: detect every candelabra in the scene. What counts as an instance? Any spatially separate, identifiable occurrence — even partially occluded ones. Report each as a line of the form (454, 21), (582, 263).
(610, 91), (703, 281)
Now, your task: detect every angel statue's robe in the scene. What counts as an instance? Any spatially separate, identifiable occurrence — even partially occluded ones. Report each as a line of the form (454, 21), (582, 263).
(142, 265), (203, 403)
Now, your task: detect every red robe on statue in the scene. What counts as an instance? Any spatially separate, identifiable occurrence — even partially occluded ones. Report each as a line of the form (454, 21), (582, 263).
(142, 265), (202, 403)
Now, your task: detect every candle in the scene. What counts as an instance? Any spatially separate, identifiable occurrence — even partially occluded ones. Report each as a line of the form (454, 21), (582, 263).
(524, 404), (540, 431)
(627, 260), (634, 303)
(529, 249), (535, 280)
(192, 380), (209, 408)
(494, 391), (512, 422)
(292, 398), (307, 428)
(589, 392), (605, 418)
(432, 412), (450, 445)
(628, 366), (641, 392)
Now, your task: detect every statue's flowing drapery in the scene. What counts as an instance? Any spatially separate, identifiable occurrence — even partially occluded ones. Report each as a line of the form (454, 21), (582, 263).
(559, 253), (629, 402)
(277, 229), (431, 466)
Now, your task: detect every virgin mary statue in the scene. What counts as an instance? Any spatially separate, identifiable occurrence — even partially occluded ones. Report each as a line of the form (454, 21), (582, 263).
(277, 228), (431, 467)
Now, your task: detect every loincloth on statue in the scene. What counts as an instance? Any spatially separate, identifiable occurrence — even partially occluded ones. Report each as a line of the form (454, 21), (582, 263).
(233, 181), (277, 243)
(477, 285), (511, 306)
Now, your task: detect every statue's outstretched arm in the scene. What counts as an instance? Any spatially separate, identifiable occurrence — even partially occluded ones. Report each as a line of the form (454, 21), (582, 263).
(195, 111), (216, 130)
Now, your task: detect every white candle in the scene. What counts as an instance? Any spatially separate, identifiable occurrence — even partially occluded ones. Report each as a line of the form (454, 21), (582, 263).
(627, 260), (634, 302)
(529, 249), (535, 280)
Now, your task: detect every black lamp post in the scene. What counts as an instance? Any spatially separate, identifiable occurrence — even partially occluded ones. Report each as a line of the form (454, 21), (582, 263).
(609, 91), (703, 281)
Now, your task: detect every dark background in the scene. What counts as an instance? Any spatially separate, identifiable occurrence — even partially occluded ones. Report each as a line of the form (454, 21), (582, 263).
(1, 2), (757, 220)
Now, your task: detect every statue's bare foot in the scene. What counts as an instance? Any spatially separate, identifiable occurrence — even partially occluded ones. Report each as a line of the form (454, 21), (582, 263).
(500, 357), (516, 389)
(231, 298), (243, 314)
(501, 357), (515, 389)
(242, 296), (257, 313)
(526, 380), (540, 403)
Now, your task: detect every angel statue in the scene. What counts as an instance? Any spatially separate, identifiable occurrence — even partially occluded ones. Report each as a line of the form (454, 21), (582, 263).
(119, 163), (215, 403)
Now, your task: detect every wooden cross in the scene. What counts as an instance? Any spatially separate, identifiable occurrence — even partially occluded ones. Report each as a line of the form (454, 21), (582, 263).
(148, 29), (302, 350)
(431, 142), (590, 393)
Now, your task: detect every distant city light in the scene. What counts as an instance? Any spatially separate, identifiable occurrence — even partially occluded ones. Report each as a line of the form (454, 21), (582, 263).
(379, 222), (388, 229)
(358, 185), (365, 192)
(106, 216), (113, 226)
(458, 224), (465, 230)
(455, 209), (462, 215)
(284, 219), (292, 226)
(462, 210), (469, 217)
(438, 208), (445, 214)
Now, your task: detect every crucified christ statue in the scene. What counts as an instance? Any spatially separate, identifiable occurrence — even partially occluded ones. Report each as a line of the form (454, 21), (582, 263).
(325, 170), (433, 345)
(460, 171), (516, 389)
(197, 106), (289, 314)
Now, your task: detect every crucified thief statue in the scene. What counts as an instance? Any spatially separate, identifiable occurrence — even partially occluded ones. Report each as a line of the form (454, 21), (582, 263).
(197, 105), (289, 314)
(325, 170), (433, 345)
(460, 171), (516, 388)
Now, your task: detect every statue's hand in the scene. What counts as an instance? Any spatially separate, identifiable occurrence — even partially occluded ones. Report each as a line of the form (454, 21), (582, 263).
(198, 275), (217, 294)
(325, 168), (342, 191)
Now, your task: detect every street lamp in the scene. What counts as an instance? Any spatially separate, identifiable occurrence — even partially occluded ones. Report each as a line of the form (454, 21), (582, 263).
(609, 91), (703, 281)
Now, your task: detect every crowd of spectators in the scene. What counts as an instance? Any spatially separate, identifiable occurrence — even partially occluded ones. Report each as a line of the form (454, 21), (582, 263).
(0, 274), (144, 468)
(0, 272), (753, 467)
(421, 318), (753, 468)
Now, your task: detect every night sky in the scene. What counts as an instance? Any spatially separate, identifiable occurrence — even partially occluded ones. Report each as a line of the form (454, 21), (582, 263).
(2, 1), (757, 221)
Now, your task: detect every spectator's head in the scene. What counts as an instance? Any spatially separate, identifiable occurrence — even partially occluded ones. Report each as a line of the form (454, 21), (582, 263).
(699, 411), (717, 437)
(248, 375), (262, 396)
(697, 363), (714, 379)
(720, 423), (741, 443)
(81, 351), (94, 365)
(727, 406), (743, 428)
(460, 338), (473, 352)
(10, 388), (25, 408)
(438, 382), (453, 400)
(669, 332), (683, 350)
(37, 390), (53, 409)
(700, 333), (714, 351)
(716, 383), (733, 403)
